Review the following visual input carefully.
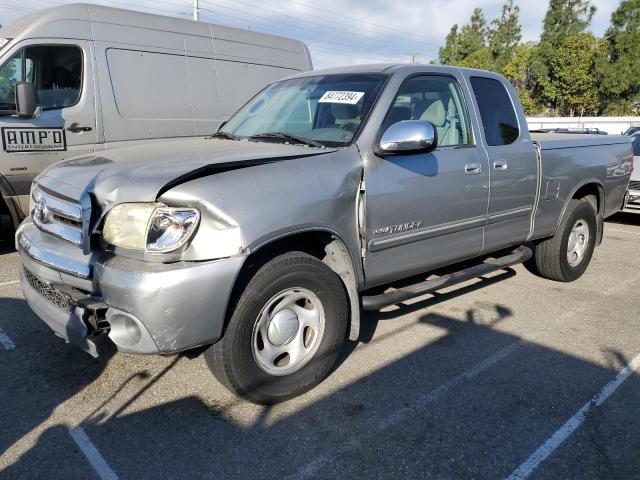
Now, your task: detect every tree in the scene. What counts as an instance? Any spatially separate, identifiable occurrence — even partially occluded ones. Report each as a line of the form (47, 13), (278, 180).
(598, 0), (640, 115)
(531, 0), (596, 108)
(458, 48), (493, 70)
(548, 33), (601, 116)
(458, 8), (487, 60)
(489, 0), (522, 71)
(439, 25), (462, 65)
(502, 43), (539, 114)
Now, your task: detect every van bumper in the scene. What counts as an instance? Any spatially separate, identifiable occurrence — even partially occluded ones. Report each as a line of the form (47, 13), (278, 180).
(17, 220), (245, 356)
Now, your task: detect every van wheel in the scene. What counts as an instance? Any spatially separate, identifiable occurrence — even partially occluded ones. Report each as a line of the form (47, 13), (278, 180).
(529, 198), (597, 282)
(205, 252), (348, 404)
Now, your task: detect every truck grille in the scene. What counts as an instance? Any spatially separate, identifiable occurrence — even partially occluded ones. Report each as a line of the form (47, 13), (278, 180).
(32, 187), (85, 246)
(23, 268), (75, 313)
(629, 180), (640, 191)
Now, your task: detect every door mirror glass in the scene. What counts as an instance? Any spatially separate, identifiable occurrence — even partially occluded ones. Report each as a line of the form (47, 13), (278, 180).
(15, 82), (38, 117)
(377, 120), (437, 155)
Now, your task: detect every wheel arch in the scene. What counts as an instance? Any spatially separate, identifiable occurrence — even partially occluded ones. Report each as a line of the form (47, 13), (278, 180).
(554, 180), (605, 244)
(225, 229), (363, 342)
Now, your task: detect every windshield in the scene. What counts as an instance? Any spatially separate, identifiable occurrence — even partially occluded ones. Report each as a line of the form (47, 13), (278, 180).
(220, 73), (387, 147)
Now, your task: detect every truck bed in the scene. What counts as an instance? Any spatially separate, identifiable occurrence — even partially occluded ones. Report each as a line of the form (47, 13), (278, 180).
(530, 132), (632, 150)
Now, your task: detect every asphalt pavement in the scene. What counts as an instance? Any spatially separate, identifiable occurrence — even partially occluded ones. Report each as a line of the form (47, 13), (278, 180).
(0, 214), (639, 479)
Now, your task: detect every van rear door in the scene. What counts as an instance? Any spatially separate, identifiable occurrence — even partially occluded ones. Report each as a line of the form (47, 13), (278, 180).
(0, 39), (98, 216)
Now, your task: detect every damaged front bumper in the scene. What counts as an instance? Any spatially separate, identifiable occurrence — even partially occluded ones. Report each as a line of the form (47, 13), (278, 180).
(17, 220), (245, 357)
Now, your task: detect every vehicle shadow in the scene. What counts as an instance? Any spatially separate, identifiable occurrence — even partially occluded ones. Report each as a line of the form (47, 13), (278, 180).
(0, 222), (15, 254)
(2, 275), (639, 479)
(606, 212), (640, 226)
(0, 298), (115, 462)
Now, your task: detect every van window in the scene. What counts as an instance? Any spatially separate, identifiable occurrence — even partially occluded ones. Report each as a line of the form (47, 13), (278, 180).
(470, 76), (519, 146)
(382, 75), (472, 147)
(0, 45), (81, 112)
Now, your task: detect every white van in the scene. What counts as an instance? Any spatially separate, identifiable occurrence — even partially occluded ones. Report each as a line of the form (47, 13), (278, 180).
(0, 3), (312, 230)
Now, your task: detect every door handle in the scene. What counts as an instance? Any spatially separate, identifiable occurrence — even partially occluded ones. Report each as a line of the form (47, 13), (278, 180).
(464, 162), (482, 175)
(493, 160), (508, 171)
(66, 123), (92, 133)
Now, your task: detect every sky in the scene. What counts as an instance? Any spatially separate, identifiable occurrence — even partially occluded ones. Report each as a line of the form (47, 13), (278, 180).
(0, 0), (622, 69)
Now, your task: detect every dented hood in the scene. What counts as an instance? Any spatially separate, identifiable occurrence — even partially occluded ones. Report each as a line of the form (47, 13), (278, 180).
(36, 137), (333, 207)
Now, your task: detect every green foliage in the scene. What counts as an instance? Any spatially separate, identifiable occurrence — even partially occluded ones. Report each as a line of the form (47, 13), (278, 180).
(598, 0), (640, 114)
(489, 0), (522, 71)
(458, 8), (487, 59)
(532, 0), (596, 107)
(549, 33), (601, 115)
(458, 48), (494, 70)
(502, 43), (540, 114)
(439, 25), (462, 65)
(436, 0), (640, 116)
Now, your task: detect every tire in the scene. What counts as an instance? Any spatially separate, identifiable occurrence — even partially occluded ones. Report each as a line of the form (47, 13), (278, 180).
(205, 251), (348, 404)
(529, 198), (597, 282)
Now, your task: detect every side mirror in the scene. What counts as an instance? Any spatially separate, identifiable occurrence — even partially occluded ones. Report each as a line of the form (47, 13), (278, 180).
(15, 82), (39, 118)
(376, 120), (437, 156)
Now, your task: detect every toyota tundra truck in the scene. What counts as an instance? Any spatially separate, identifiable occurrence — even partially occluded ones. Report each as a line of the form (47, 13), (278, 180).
(16, 64), (633, 404)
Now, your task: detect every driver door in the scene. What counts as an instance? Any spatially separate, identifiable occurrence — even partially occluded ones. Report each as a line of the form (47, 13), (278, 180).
(0, 39), (98, 217)
(364, 74), (490, 286)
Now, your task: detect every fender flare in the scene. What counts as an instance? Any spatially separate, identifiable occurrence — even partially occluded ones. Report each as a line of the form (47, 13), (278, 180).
(553, 179), (605, 238)
(249, 227), (363, 342)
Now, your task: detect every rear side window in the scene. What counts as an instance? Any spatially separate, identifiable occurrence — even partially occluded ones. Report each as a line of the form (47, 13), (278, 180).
(470, 77), (519, 146)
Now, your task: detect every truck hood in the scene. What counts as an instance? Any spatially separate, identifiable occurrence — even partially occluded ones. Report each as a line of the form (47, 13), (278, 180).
(36, 138), (334, 207)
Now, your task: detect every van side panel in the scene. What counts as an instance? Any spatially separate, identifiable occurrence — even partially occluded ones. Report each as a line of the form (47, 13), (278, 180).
(211, 24), (312, 71)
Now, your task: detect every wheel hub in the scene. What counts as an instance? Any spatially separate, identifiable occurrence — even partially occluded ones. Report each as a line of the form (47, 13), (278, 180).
(267, 309), (299, 346)
(567, 219), (589, 267)
(252, 288), (325, 376)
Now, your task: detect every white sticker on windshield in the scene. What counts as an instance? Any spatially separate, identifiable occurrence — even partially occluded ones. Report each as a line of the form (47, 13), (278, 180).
(318, 91), (365, 104)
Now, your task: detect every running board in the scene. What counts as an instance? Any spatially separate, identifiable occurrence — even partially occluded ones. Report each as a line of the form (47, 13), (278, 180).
(361, 246), (532, 310)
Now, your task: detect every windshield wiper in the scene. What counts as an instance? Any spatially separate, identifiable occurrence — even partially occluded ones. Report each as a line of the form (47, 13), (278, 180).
(249, 132), (325, 148)
(210, 131), (239, 140)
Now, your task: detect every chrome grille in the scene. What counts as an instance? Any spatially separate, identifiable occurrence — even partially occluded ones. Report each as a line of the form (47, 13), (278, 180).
(32, 187), (84, 246)
(629, 180), (640, 191)
(23, 268), (75, 313)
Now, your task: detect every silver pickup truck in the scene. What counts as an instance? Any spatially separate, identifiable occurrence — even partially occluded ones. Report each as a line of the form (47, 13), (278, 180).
(16, 64), (632, 404)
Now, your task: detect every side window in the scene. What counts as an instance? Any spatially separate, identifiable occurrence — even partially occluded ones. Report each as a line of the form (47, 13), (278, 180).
(0, 45), (82, 112)
(470, 77), (519, 146)
(382, 75), (472, 147)
(26, 45), (82, 110)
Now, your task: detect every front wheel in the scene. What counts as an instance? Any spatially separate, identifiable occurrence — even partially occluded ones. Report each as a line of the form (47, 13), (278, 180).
(205, 252), (348, 404)
(529, 198), (597, 282)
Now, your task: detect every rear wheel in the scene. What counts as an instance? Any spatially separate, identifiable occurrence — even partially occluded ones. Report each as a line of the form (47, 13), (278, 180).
(529, 198), (597, 282)
(205, 251), (348, 404)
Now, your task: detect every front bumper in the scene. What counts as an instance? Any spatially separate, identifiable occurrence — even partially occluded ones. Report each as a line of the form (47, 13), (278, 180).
(622, 189), (640, 214)
(17, 220), (246, 356)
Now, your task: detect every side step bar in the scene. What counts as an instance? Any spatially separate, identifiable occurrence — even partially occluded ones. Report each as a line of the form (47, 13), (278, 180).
(361, 246), (532, 310)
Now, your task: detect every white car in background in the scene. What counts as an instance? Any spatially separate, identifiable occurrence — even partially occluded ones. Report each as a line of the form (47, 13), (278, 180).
(622, 133), (640, 214)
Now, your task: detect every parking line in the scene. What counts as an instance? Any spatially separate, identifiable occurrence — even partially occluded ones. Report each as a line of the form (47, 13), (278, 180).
(287, 341), (522, 480)
(0, 280), (19, 286)
(69, 427), (118, 480)
(506, 352), (640, 480)
(0, 327), (15, 350)
(608, 228), (640, 236)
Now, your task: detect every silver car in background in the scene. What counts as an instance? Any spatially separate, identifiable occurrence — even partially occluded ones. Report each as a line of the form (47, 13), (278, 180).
(622, 133), (640, 213)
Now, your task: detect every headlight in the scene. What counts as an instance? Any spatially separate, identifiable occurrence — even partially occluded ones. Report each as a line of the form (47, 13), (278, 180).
(103, 203), (200, 253)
